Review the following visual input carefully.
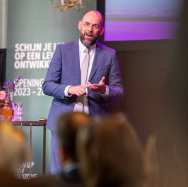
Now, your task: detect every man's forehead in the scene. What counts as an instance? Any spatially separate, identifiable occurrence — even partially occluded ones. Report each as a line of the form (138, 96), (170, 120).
(82, 11), (102, 23)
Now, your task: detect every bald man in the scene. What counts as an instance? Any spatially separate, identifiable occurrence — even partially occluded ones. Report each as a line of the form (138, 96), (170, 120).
(42, 10), (123, 173)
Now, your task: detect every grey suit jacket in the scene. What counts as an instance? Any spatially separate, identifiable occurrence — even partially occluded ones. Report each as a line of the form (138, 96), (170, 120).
(42, 40), (123, 130)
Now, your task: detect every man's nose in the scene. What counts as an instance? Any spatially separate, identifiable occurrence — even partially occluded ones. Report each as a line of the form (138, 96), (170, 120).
(87, 25), (93, 32)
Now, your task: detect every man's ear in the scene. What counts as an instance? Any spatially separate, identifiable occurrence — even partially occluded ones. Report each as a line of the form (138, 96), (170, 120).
(99, 27), (104, 36)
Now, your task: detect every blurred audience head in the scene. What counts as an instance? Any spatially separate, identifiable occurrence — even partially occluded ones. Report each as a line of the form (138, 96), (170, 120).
(0, 90), (6, 101)
(77, 113), (146, 187)
(0, 120), (31, 175)
(56, 111), (91, 164)
(0, 90), (6, 108)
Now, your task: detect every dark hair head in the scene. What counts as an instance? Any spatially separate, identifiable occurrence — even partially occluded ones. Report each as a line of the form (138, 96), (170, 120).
(56, 112), (91, 162)
(77, 113), (146, 187)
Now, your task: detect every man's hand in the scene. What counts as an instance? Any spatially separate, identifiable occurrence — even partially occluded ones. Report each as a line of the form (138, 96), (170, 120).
(68, 85), (87, 96)
(87, 76), (106, 94)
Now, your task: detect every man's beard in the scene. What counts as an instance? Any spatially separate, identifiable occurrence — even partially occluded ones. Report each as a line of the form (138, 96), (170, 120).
(80, 32), (98, 48)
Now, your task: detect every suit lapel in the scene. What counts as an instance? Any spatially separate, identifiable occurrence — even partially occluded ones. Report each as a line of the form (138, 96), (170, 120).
(89, 42), (102, 81)
(72, 41), (81, 84)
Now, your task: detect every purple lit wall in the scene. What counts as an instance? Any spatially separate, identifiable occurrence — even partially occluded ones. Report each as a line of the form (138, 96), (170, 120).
(105, 0), (181, 41)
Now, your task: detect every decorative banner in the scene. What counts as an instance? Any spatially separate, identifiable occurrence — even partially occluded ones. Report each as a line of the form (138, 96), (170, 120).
(7, 0), (96, 121)
(13, 42), (57, 98)
(6, 0), (96, 175)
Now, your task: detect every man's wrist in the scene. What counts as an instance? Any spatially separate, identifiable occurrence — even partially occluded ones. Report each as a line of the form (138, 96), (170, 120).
(64, 85), (72, 97)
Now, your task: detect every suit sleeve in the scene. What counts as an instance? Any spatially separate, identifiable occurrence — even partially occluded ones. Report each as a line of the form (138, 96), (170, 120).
(108, 50), (124, 97)
(42, 44), (68, 99)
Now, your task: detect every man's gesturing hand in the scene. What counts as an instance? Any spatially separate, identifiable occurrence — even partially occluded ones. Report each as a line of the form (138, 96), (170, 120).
(68, 85), (87, 96)
(87, 76), (106, 94)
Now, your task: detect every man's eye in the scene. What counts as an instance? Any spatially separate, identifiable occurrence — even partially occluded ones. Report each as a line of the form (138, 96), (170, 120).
(93, 25), (100, 29)
(84, 22), (90, 26)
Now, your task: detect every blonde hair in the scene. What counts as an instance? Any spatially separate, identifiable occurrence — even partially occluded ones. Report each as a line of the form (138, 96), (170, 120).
(0, 121), (31, 174)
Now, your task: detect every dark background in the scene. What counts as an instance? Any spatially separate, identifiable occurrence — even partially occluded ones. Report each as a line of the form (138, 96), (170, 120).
(97, 1), (188, 187)
(97, 0), (175, 143)
(0, 49), (6, 89)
